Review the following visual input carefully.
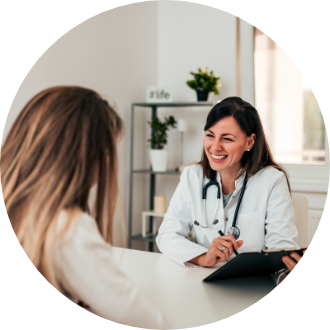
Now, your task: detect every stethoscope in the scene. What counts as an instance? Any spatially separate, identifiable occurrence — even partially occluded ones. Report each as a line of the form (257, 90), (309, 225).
(194, 174), (248, 240)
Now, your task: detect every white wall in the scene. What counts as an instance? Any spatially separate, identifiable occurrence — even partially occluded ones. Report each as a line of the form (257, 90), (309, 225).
(155, 1), (256, 162)
(157, 2), (237, 101)
(2, 2), (261, 250)
(4, 2), (159, 249)
(152, 2), (253, 222)
(5, 1), (249, 249)
(6, 1), (323, 249)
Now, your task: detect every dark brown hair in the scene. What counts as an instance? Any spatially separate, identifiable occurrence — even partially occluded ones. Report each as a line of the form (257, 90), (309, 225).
(200, 96), (290, 190)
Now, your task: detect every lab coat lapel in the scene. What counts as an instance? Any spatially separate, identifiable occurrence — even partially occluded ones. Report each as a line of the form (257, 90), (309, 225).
(234, 170), (246, 191)
(216, 169), (246, 192)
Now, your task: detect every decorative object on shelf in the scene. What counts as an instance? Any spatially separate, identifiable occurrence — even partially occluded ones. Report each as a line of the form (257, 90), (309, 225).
(177, 119), (186, 132)
(146, 86), (173, 103)
(149, 149), (169, 172)
(148, 115), (177, 172)
(142, 211), (165, 237)
(154, 195), (167, 213)
(186, 67), (221, 101)
(177, 119), (186, 168)
(196, 89), (209, 101)
(179, 161), (198, 173)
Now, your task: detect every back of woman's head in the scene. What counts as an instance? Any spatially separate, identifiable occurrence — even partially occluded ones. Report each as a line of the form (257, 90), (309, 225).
(201, 96), (290, 188)
(1, 86), (123, 284)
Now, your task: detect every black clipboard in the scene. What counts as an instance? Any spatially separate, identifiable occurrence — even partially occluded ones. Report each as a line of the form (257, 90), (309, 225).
(203, 248), (306, 282)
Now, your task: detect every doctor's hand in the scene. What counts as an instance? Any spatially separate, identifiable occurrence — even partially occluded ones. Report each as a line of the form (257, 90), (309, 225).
(282, 249), (306, 272)
(189, 236), (243, 267)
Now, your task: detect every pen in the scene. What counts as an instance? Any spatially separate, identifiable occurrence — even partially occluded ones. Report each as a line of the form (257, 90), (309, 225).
(218, 230), (239, 256)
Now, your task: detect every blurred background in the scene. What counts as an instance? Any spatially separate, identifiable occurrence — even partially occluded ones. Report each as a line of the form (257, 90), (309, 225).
(4, 1), (328, 250)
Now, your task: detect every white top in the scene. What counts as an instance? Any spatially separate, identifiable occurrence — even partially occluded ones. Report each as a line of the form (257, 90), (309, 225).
(52, 211), (169, 329)
(156, 164), (299, 267)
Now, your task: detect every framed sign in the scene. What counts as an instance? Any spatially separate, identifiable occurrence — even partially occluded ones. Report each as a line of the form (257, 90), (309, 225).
(146, 86), (173, 103)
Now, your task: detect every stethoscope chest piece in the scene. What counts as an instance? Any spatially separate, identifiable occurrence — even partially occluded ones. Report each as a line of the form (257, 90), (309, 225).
(227, 226), (240, 240)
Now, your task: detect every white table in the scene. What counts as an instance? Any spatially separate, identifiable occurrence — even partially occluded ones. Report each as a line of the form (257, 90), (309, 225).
(112, 247), (276, 329)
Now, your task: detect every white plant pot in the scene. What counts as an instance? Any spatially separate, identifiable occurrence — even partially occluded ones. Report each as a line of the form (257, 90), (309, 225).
(149, 149), (169, 172)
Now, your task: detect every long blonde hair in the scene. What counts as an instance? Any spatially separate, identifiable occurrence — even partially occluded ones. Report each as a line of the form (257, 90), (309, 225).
(1, 86), (123, 287)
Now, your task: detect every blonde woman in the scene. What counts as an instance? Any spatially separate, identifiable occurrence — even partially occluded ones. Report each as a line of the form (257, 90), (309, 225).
(1, 86), (168, 329)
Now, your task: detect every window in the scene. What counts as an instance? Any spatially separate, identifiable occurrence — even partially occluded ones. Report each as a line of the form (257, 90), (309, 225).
(254, 28), (327, 167)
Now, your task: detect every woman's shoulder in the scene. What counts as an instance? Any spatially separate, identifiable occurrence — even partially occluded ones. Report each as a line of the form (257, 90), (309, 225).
(181, 163), (203, 178)
(252, 166), (287, 185)
(57, 208), (98, 242)
(57, 208), (96, 229)
(182, 163), (203, 174)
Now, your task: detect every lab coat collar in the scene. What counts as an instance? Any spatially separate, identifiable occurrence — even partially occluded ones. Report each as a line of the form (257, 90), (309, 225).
(235, 169), (246, 191)
(216, 168), (246, 191)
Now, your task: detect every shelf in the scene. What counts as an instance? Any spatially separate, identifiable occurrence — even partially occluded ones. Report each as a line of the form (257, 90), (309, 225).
(143, 211), (166, 217)
(131, 233), (158, 242)
(129, 101), (212, 251)
(132, 102), (215, 107)
(133, 169), (181, 175)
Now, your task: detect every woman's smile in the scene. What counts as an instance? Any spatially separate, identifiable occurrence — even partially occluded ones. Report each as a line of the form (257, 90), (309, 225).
(203, 116), (255, 173)
(210, 153), (228, 163)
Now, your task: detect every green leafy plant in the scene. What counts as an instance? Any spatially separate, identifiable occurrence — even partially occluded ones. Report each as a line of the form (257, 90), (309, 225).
(186, 67), (221, 95)
(148, 116), (177, 149)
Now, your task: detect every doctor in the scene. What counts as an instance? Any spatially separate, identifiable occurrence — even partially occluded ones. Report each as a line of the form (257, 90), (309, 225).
(156, 97), (299, 268)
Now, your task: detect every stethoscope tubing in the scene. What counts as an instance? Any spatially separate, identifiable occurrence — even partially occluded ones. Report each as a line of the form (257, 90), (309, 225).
(201, 180), (221, 228)
(199, 174), (248, 232)
(231, 175), (248, 228)
(202, 198), (220, 228)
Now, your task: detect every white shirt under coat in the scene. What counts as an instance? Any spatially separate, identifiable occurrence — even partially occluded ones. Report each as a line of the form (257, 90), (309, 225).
(52, 211), (169, 329)
(156, 164), (299, 267)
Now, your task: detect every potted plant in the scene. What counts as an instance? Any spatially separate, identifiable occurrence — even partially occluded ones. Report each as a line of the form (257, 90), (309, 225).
(186, 67), (221, 101)
(147, 116), (177, 172)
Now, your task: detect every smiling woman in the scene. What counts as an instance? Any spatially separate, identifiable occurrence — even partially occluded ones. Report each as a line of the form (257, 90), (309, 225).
(156, 97), (299, 271)
(203, 116), (255, 194)
(200, 97), (290, 191)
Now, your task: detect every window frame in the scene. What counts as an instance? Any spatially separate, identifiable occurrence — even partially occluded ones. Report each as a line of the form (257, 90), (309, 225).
(248, 25), (329, 192)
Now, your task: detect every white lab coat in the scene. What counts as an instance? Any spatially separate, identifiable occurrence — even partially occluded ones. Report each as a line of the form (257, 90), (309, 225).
(156, 164), (299, 267)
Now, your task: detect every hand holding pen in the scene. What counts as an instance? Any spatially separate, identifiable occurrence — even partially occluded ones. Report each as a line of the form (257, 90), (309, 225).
(218, 230), (240, 256)
(189, 229), (243, 267)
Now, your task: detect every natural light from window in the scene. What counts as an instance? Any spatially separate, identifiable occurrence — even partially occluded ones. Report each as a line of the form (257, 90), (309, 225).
(254, 28), (326, 165)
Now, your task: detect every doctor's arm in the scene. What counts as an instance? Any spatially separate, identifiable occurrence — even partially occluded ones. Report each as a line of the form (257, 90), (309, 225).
(265, 172), (302, 285)
(264, 172), (299, 250)
(156, 168), (209, 267)
(189, 235), (243, 267)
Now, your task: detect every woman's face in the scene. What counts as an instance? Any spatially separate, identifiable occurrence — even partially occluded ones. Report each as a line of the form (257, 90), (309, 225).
(203, 116), (255, 173)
